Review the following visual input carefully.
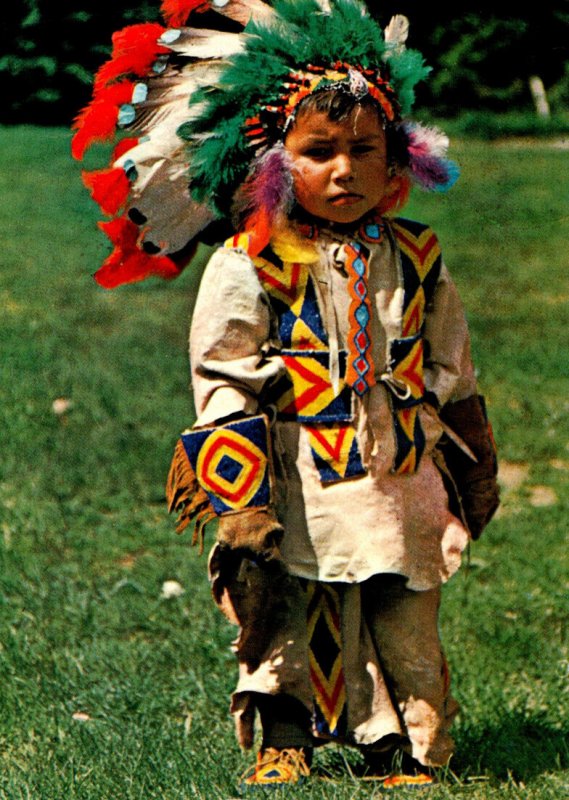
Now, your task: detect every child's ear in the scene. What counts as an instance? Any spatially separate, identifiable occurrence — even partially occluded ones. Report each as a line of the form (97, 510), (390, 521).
(377, 174), (411, 216)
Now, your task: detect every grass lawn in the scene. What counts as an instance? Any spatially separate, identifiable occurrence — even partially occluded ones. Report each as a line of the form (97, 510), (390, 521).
(0, 126), (567, 799)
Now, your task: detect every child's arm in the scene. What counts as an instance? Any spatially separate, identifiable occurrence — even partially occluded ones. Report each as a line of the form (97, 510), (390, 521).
(168, 245), (285, 560)
(190, 246), (282, 426)
(423, 263), (499, 538)
(422, 263), (477, 409)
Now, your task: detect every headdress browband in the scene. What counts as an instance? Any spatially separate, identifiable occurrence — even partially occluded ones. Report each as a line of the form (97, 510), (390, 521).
(244, 61), (400, 151)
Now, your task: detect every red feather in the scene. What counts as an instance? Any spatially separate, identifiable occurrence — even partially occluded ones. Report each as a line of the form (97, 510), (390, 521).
(94, 23), (168, 91)
(95, 249), (181, 288)
(113, 136), (139, 160)
(96, 217), (181, 288)
(99, 216), (139, 248)
(111, 23), (168, 57)
(160, 0), (209, 27)
(71, 81), (134, 160)
(243, 208), (271, 258)
(82, 167), (131, 216)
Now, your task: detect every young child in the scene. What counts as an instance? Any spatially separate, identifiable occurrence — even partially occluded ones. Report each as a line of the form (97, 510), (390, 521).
(73, 0), (500, 788)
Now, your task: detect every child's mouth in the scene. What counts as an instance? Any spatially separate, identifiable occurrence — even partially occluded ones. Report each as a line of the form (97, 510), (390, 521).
(328, 193), (363, 206)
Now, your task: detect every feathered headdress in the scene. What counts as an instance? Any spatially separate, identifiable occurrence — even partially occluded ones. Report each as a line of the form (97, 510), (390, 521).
(72, 0), (459, 288)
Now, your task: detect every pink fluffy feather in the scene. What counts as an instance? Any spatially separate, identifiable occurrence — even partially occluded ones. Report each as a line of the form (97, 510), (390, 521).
(402, 121), (460, 192)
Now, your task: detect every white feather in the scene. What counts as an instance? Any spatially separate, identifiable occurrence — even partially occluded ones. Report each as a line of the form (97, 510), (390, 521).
(404, 122), (450, 158)
(117, 62), (221, 137)
(113, 61), (221, 252)
(159, 28), (245, 59)
(135, 177), (215, 253)
(384, 14), (409, 52)
(211, 0), (275, 26)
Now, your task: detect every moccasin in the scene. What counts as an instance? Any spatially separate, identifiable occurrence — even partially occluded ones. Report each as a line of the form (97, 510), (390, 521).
(242, 747), (311, 786)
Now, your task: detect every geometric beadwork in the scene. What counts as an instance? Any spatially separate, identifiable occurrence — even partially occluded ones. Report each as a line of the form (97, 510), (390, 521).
(237, 218), (444, 479)
(306, 581), (348, 740)
(388, 333), (425, 407)
(358, 215), (385, 244)
(385, 219), (443, 475)
(391, 405), (426, 474)
(272, 350), (352, 423)
(181, 414), (272, 514)
(225, 232), (254, 254)
(344, 241), (376, 396)
(254, 256), (328, 350)
(306, 423), (366, 484)
(391, 218), (442, 338)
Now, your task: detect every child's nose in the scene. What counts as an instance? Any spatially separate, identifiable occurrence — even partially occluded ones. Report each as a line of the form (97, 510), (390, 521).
(333, 153), (354, 180)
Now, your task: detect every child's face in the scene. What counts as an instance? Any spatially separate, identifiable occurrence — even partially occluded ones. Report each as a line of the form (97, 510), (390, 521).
(285, 104), (393, 225)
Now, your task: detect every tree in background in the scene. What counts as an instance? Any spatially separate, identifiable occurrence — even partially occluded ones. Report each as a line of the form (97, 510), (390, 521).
(376, 1), (569, 115)
(1, 1), (567, 125)
(0, 0), (157, 125)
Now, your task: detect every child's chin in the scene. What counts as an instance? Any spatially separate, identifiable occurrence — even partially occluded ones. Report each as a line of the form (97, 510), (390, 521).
(324, 207), (371, 226)
(294, 204), (374, 229)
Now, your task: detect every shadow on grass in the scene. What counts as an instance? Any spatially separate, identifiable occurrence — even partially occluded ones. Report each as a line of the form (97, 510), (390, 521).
(454, 711), (569, 782)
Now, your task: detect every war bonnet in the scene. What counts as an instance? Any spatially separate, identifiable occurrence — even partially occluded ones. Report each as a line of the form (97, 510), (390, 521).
(72, 0), (459, 287)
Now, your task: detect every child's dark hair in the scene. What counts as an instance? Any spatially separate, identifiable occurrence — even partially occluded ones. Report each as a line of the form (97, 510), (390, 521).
(290, 89), (410, 171)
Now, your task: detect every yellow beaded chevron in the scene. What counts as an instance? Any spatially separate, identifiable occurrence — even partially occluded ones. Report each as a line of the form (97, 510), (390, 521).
(389, 218), (442, 474)
(306, 581), (348, 739)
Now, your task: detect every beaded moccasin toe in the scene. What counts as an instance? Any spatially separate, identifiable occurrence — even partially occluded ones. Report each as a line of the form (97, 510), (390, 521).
(383, 772), (435, 788)
(242, 747), (311, 786)
(382, 753), (437, 789)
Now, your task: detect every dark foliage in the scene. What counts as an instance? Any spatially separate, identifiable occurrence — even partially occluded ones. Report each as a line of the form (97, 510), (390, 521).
(1, 0), (568, 125)
(0, 1), (158, 125)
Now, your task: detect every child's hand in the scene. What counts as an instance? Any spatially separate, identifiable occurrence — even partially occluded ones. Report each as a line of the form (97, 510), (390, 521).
(216, 507), (284, 563)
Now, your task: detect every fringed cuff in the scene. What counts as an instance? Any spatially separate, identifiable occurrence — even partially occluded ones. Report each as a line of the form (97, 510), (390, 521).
(166, 413), (275, 549)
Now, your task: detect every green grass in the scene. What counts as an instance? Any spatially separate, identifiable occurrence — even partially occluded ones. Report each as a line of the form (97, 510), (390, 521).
(0, 125), (568, 799)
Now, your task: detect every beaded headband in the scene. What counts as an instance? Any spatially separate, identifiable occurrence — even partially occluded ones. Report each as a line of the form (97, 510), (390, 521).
(244, 61), (400, 152)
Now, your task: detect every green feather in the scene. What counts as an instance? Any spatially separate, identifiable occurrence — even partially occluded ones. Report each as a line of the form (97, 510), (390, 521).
(184, 0), (431, 213)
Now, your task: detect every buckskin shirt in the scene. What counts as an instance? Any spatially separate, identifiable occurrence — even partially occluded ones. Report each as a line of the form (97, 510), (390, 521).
(189, 217), (475, 591)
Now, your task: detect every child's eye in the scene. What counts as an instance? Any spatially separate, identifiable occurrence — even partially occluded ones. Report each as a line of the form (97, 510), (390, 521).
(352, 144), (377, 155)
(303, 146), (333, 159)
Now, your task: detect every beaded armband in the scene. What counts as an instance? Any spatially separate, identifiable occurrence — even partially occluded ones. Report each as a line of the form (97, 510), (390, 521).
(166, 414), (274, 547)
(181, 414), (274, 515)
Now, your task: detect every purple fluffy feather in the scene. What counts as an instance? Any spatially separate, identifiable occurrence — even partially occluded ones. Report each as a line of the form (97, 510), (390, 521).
(238, 144), (295, 221)
(410, 154), (460, 192)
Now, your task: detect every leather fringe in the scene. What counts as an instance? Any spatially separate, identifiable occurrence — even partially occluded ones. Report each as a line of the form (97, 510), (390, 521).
(165, 438), (216, 553)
